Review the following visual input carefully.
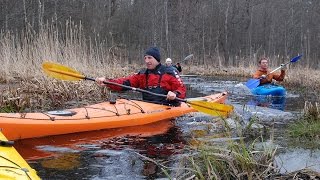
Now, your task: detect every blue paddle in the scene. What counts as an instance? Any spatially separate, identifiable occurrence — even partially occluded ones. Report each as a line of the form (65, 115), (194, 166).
(245, 54), (303, 89)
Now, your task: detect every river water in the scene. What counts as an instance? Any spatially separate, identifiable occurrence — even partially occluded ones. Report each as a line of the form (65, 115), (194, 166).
(14, 75), (319, 179)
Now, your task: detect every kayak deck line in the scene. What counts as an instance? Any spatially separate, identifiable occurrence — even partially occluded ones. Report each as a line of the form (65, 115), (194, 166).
(0, 99), (151, 121)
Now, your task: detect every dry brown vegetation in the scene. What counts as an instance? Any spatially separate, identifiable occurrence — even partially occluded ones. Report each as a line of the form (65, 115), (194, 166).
(1, 24), (319, 113)
(0, 24), (133, 112)
(0, 79), (108, 112)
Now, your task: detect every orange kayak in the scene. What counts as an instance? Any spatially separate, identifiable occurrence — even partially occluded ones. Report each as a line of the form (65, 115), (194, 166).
(0, 92), (228, 140)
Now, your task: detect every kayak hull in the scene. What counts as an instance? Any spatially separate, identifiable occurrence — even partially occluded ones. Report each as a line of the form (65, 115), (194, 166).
(0, 132), (40, 180)
(251, 84), (286, 96)
(0, 92), (228, 140)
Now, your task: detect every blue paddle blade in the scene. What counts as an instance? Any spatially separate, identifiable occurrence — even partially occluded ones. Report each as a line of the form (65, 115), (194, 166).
(290, 54), (302, 63)
(245, 78), (260, 89)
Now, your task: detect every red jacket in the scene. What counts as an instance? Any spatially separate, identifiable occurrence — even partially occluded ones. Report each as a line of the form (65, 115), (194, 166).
(107, 64), (186, 106)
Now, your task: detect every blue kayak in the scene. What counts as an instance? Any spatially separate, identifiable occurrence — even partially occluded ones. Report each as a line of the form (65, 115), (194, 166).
(251, 84), (286, 96)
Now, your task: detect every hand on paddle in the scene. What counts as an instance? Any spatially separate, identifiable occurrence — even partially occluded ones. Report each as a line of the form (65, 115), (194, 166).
(167, 91), (177, 100)
(95, 77), (107, 86)
(280, 64), (287, 70)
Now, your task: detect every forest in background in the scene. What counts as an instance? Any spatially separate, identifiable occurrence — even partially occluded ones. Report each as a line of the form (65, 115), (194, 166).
(0, 0), (319, 69)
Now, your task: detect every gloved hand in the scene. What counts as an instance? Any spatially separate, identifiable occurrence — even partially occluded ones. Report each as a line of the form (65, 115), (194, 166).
(280, 64), (287, 70)
(261, 75), (267, 79)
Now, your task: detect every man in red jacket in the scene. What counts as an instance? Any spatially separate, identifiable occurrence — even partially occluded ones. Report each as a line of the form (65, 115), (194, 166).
(96, 47), (186, 106)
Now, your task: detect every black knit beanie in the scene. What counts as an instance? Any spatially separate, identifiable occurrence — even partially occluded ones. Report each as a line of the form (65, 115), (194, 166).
(144, 47), (161, 62)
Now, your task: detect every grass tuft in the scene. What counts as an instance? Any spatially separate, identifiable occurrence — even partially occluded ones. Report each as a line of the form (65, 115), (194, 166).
(288, 101), (320, 139)
(173, 139), (278, 180)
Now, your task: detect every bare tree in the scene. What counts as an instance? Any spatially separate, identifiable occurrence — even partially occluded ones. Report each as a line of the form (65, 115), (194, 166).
(1, 0), (320, 69)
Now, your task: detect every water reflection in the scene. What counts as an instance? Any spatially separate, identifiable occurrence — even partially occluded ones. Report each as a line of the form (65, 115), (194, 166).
(40, 153), (81, 170)
(247, 95), (286, 111)
(15, 120), (176, 160)
(15, 120), (186, 179)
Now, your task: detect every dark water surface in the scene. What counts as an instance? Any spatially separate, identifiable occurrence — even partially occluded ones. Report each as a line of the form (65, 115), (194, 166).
(14, 76), (318, 179)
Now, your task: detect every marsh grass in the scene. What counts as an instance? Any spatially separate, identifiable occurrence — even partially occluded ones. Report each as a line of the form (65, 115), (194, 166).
(0, 22), (131, 82)
(288, 101), (320, 139)
(157, 115), (320, 179)
(168, 136), (278, 179)
(0, 23), (134, 112)
(158, 116), (278, 180)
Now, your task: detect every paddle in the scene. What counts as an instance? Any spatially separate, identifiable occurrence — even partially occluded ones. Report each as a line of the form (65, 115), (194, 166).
(42, 61), (233, 117)
(181, 54), (193, 63)
(245, 54), (302, 89)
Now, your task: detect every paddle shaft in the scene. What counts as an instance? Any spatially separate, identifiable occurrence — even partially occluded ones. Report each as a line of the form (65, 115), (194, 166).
(46, 63), (187, 101)
(183, 54), (193, 61)
(266, 54), (302, 75)
(86, 77), (232, 114)
(269, 60), (291, 74)
(88, 77), (231, 115)
(177, 54), (193, 64)
(85, 77), (188, 102)
(43, 68), (162, 97)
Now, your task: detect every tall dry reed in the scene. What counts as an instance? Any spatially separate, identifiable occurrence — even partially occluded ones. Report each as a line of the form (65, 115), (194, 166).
(0, 22), (134, 112)
(0, 21), (131, 83)
(0, 78), (108, 112)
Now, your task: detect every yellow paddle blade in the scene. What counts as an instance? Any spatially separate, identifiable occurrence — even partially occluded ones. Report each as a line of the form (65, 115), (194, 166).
(188, 101), (233, 117)
(42, 61), (85, 81)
